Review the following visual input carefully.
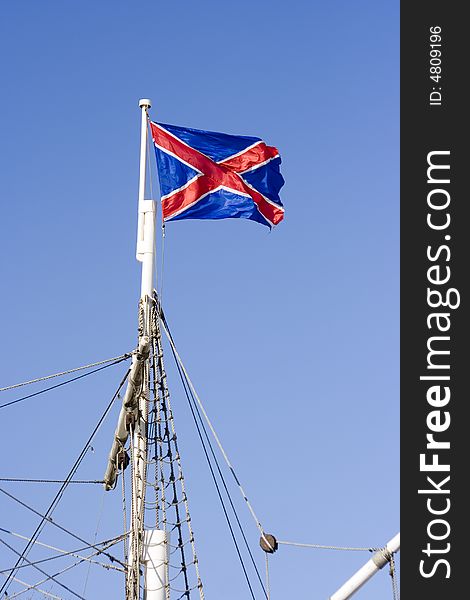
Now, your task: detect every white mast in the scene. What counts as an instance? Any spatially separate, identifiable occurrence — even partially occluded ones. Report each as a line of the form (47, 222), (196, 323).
(101, 97), (155, 497)
(131, 98), (153, 548)
(131, 98), (168, 600)
(103, 99), (168, 600)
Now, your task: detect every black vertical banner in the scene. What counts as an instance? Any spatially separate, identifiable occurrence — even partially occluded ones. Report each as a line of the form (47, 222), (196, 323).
(401, 4), (467, 598)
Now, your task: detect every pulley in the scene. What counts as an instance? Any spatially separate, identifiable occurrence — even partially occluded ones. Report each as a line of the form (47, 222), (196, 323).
(259, 533), (278, 553)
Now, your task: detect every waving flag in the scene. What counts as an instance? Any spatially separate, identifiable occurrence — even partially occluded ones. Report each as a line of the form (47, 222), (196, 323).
(150, 121), (285, 228)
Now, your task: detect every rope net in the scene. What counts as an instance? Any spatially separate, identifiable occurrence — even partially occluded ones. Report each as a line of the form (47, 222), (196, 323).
(122, 297), (204, 600)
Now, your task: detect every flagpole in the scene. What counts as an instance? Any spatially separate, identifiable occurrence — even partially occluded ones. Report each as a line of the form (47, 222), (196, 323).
(102, 100), (168, 599)
(136, 99), (156, 297)
(128, 99), (167, 600)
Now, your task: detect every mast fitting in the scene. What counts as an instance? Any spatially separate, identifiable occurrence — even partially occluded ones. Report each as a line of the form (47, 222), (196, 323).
(259, 533), (278, 554)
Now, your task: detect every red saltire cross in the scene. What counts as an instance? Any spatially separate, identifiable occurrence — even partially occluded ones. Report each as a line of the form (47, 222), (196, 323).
(149, 121), (285, 226)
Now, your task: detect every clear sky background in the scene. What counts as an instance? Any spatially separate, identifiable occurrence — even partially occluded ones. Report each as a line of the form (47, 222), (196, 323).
(0, 2), (399, 599)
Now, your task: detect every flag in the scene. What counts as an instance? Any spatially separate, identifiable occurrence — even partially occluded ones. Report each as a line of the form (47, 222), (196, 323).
(150, 121), (285, 228)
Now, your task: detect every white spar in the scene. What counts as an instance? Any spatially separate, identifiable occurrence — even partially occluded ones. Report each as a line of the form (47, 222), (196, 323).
(329, 532), (400, 600)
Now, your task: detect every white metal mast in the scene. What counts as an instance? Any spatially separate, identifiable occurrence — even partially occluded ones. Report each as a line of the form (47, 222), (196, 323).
(132, 99), (154, 553)
(103, 99), (168, 600)
(131, 98), (168, 600)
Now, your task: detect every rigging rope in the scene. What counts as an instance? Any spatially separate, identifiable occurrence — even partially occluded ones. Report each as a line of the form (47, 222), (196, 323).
(159, 303), (393, 597)
(0, 529), (125, 575)
(265, 554), (270, 600)
(0, 356), (130, 410)
(128, 420), (140, 600)
(120, 460), (129, 596)
(0, 353), (132, 392)
(0, 573), (63, 600)
(0, 367), (130, 596)
(170, 332), (267, 598)
(7, 554), (99, 600)
(82, 489), (106, 596)
(0, 537), (86, 600)
(1, 532), (126, 600)
(276, 540), (379, 552)
(146, 114), (162, 304)
(154, 351), (191, 597)
(0, 488), (126, 568)
(146, 113), (166, 305)
(150, 303), (203, 599)
(159, 311), (272, 549)
(0, 478), (104, 484)
(160, 322), (259, 600)
(160, 222), (166, 305)
(389, 553), (400, 600)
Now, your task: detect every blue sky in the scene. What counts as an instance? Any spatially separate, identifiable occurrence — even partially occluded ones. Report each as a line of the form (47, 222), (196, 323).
(0, 1), (399, 598)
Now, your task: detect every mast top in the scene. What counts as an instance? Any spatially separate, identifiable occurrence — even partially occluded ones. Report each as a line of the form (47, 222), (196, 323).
(139, 98), (152, 109)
